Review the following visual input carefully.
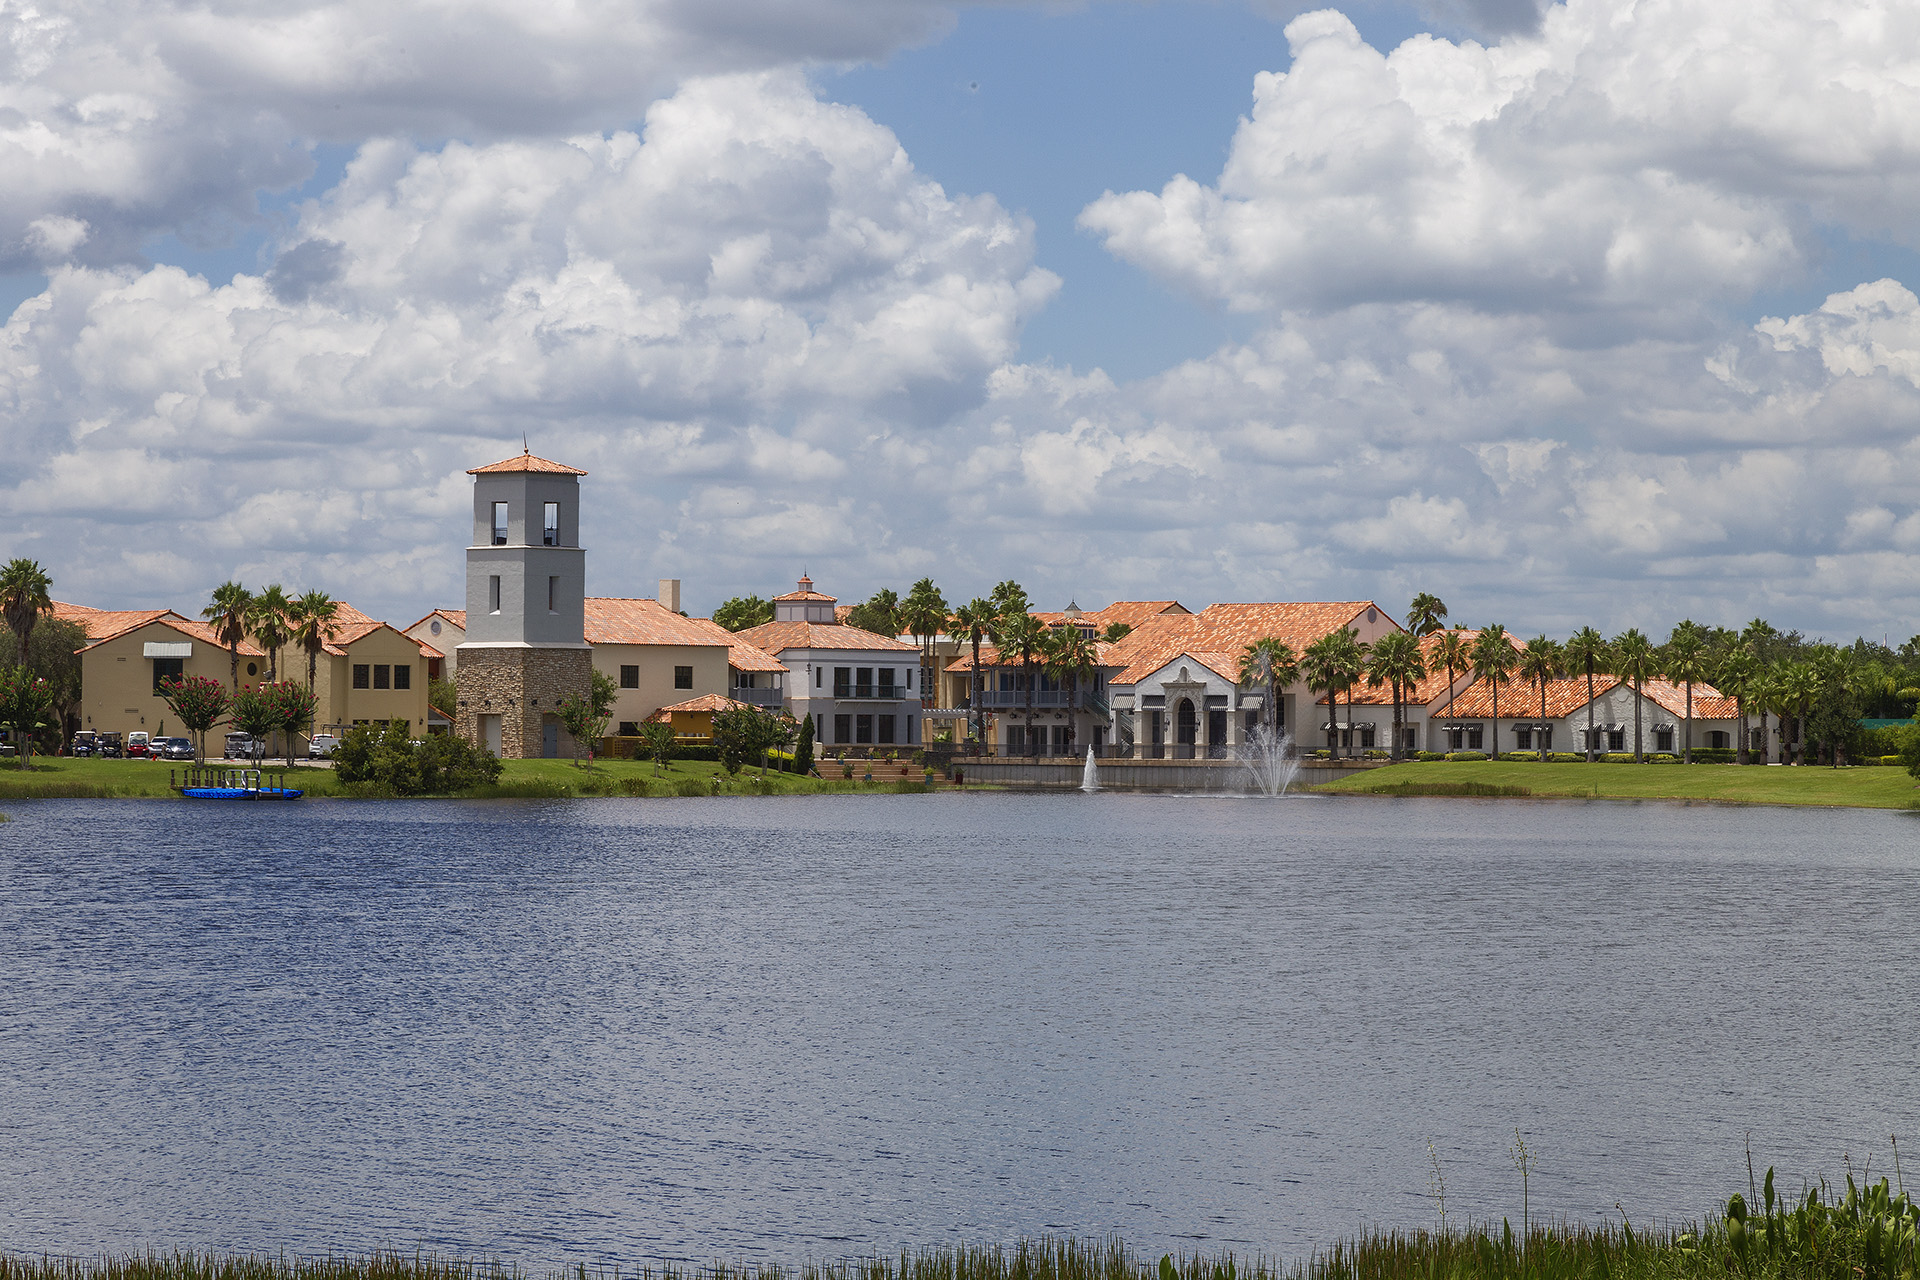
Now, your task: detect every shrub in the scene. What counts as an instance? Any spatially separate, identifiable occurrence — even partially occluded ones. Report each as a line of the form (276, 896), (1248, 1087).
(1646, 753), (1677, 762)
(332, 724), (501, 796)
(1444, 751), (1487, 762)
(1601, 753), (1638, 763)
(620, 777), (651, 796)
(1880, 754), (1903, 766)
(1498, 751), (1540, 762)
(674, 776), (707, 797)
(1548, 752), (1584, 762)
(1416, 751), (1447, 761)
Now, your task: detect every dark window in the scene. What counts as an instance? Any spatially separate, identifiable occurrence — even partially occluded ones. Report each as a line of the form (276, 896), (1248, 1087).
(814, 666), (822, 687)
(833, 667), (851, 697)
(489, 575), (501, 612)
(856, 714), (873, 743)
(492, 501), (508, 546)
(353, 664), (370, 689)
(547, 576), (557, 611)
(617, 721), (640, 736)
(833, 714), (851, 743)
(674, 665), (693, 689)
(394, 664), (411, 690)
(373, 665), (390, 690)
(856, 667), (873, 697)
(620, 665), (639, 689)
(543, 502), (559, 546)
(877, 715), (895, 744)
(1607, 728), (1625, 751)
(878, 668), (896, 697)
(151, 657), (184, 693)
(1468, 726), (1484, 750)
(1516, 727), (1532, 749)
(246, 662), (258, 676)
(1655, 729), (1673, 752)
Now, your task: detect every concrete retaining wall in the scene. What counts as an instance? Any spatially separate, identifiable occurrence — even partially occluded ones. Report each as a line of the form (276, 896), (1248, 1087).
(947, 757), (1389, 790)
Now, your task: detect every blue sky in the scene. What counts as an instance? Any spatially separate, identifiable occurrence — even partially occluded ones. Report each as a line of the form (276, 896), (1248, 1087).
(5, 0), (1920, 638)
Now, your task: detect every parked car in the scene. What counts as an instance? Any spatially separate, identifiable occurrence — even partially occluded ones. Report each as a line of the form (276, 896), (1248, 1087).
(96, 731), (124, 759)
(223, 732), (261, 760)
(126, 731), (152, 758)
(71, 730), (99, 757)
(307, 733), (341, 759)
(155, 737), (196, 761)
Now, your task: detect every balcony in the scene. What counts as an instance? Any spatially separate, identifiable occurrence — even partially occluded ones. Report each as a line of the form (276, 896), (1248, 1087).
(831, 685), (907, 701)
(734, 686), (785, 709)
(976, 689), (1106, 711)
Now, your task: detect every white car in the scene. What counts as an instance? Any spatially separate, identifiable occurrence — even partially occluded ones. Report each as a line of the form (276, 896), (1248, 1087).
(308, 734), (342, 758)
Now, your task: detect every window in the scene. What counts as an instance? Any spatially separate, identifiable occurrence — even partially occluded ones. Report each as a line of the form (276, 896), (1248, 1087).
(489, 575), (501, 613)
(878, 668), (896, 697)
(1608, 728), (1626, 751)
(619, 665), (639, 689)
(856, 714), (873, 743)
(814, 666), (822, 687)
(880, 715), (899, 743)
(373, 665), (390, 689)
(353, 664), (370, 689)
(393, 664), (411, 690)
(617, 721), (641, 736)
(674, 665), (693, 689)
(151, 657), (184, 693)
(492, 501), (508, 545)
(1516, 727), (1532, 750)
(834, 667), (851, 697)
(907, 667), (914, 690)
(542, 502), (559, 546)
(1708, 730), (1729, 749)
(856, 667), (873, 697)
(547, 576), (557, 612)
(833, 714), (851, 743)
(1655, 728), (1674, 752)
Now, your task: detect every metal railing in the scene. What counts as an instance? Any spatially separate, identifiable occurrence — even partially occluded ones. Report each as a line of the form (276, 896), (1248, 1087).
(832, 685), (907, 700)
(734, 686), (785, 708)
(975, 689), (1106, 710)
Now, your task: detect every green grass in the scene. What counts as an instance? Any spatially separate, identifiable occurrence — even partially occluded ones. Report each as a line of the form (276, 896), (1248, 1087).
(1313, 760), (1920, 809)
(4, 1172), (1917, 1280)
(0, 754), (941, 800)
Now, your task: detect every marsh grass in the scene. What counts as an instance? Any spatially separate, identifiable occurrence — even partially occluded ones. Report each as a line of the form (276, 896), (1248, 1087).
(1365, 781), (1533, 798)
(0, 779), (117, 799)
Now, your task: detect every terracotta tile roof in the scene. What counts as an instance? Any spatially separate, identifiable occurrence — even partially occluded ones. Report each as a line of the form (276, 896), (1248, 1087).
(645, 693), (753, 721)
(1108, 601), (1392, 687)
(584, 597), (734, 648)
(943, 638), (1122, 673)
(52, 600), (179, 644)
(404, 608), (466, 633)
(1084, 600), (1190, 631)
(733, 619), (918, 654)
(776, 590), (837, 602)
(834, 605), (855, 623)
(74, 611), (266, 657)
(467, 451), (587, 475)
(681, 615), (788, 672)
(1433, 675), (1623, 719)
(1312, 629), (1500, 707)
(1638, 679), (1736, 719)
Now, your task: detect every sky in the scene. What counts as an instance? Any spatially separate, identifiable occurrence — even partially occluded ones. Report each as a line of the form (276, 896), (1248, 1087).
(5, 0), (1920, 643)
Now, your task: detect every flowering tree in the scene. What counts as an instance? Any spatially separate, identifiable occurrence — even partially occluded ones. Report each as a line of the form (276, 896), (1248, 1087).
(229, 687), (278, 763)
(555, 669), (618, 767)
(0, 667), (54, 770)
(159, 675), (231, 763)
(260, 681), (321, 766)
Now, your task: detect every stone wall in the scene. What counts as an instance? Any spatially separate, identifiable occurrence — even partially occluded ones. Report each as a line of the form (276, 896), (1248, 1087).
(455, 646), (594, 759)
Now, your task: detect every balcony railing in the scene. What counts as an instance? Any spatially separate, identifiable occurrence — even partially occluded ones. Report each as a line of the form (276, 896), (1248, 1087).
(734, 686), (785, 708)
(832, 685), (906, 700)
(976, 689), (1106, 710)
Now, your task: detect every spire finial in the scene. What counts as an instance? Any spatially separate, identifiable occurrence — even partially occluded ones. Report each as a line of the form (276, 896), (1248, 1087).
(523, 432), (529, 455)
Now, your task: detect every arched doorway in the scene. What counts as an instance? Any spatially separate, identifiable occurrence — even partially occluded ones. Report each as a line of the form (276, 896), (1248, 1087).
(1175, 699), (1198, 759)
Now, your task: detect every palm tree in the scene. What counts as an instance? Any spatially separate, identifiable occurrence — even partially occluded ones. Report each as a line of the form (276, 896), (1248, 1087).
(291, 590), (339, 748)
(1431, 627), (1472, 749)
(1610, 629), (1659, 762)
(951, 597), (998, 748)
(1043, 624), (1100, 756)
(1662, 629), (1711, 764)
(1333, 627), (1368, 754)
(1366, 631), (1426, 760)
(1810, 648), (1854, 766)
(1562, 627), (1608, 761)
(1778, 661), (1820, 765)
(901, 578), (949, 697)
(1714, 648), (1760, 765)
(1238, 637), (1299, 741)
(1, 558), (54, 667)
(1517, 635), (1562, 762)
(1301, 632), (1345, 759)
(202, 581), (254, 692)
(247, 584), (293, 682)
(1405, 593), (1448, 638)
(994, 610), (1046, 757)
(1471, 625), (1517, 759)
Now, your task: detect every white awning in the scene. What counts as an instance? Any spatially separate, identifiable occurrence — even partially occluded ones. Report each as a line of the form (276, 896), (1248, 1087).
(143, 642), (192, 658)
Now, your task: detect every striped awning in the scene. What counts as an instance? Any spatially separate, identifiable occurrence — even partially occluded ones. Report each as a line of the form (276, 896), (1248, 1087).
(143, 642), (192, 658)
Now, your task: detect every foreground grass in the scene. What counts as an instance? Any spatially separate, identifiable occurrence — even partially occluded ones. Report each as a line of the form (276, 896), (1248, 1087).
(5, 1175), (1919, 1280)
(0, 754), (941, 800)
(1313, 760), (1920, 808)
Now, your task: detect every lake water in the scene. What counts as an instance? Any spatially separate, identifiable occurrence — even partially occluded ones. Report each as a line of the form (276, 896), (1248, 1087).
(3, 794), (1918, 1268)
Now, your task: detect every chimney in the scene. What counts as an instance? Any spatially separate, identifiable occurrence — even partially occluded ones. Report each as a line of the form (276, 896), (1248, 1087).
(658, 579), (681, 613)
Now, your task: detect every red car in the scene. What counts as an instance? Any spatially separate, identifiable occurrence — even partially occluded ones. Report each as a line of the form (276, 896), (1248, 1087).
(126, 731), (152, 758)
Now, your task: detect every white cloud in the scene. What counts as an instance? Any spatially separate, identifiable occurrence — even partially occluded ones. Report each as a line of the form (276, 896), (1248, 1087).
(1080, 1), (1920, 321)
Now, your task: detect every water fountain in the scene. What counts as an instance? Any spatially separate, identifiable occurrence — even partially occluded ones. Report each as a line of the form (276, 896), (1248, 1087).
(1238, 726), (1300, 796)
(1080, 746), (1101, 792)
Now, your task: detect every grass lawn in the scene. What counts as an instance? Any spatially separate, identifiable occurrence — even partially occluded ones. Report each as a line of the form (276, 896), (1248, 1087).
(1312, 759), (1920, 808)
(0, 752), (946, 800)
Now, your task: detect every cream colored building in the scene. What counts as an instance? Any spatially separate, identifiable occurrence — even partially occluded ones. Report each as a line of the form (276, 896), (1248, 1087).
(305, 604), (437, 737)
(585, 584), (787, 736)
(57, 603), (267, 742)
(403, 609), (466, 681)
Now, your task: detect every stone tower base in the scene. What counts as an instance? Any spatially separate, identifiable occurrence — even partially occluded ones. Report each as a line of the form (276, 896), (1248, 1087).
(455, 645), (595, 759)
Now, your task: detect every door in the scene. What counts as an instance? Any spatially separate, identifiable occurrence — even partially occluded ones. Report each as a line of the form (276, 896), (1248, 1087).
(480, 715), (502, 755)
(1176, 700), (1197, 759)
(542, 719), (559, 758)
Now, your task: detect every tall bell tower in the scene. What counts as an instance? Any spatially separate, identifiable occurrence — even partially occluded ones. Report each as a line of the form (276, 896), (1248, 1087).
(454, 449), (592, 758)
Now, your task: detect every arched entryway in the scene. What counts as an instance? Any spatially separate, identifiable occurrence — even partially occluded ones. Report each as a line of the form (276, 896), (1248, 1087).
(1175, 698), (1198, 759)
